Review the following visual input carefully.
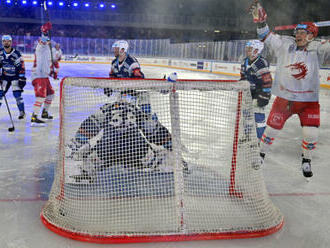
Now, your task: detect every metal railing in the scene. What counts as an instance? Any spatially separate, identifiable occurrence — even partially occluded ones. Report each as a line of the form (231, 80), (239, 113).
(8, 35), (330, 67)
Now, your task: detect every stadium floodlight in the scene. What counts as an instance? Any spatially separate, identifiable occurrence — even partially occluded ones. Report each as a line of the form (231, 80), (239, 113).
(110, 4), (116, 8)
(32, 0), (37, 4)
(22, 0), (27, 4)
(6, 0), (11, 4)
(58, 1), (64, 6)
(84, 3), (89, 7)
(73, 2), (78, 7)
(99, 3), (105, 8)
(47, 1), (53, 5)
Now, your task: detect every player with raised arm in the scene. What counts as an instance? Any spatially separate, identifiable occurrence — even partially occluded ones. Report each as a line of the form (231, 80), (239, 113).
(31, 22), (55, 126)
(66, 96), (173, 184)
(51, 43), (62, 80)
(0, 35), (26, 119)
(249, 0), (330, 178)
(240, 40), (272, 139)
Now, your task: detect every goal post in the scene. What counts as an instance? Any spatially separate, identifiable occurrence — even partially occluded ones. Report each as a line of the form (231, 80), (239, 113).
(41, 77), (284, 243)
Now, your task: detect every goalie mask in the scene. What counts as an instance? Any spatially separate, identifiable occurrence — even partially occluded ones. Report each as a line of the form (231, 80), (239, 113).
(112, 40), (129, 57)
(245, 40), (264, 60)
(108, 103), (137, 133)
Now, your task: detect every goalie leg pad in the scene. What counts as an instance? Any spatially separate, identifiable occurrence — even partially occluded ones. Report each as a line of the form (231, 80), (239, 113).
(141, 148), (172, 172)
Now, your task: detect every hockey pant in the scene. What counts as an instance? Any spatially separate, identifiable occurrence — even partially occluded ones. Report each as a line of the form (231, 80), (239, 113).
(0, 79), (25, 112)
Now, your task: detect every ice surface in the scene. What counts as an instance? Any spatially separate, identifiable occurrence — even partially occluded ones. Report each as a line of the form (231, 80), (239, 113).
(0, 62), (330, 248)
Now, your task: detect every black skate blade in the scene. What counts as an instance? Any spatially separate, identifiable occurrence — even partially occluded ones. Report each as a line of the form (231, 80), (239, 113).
(31, 122), (46, 127)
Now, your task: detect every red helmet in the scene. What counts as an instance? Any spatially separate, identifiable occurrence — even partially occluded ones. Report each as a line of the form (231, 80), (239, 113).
(295, 22), (318, 37)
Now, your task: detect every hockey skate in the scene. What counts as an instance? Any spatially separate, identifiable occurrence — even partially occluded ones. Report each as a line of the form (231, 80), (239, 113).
(18, 111), (25, 120)
(301, 158), (313, 180)
(252, 152), (265, 170)
(41, 109), (53, 120)
(69, 170), (95, 184)
(31, 113), (46, 127)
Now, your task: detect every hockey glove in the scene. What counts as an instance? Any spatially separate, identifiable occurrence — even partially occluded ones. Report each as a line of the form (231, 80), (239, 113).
(41, 22), (52, 34)
(249, 0), (267, 23)
(257, 91), (271, 107)
(18, 76), (26, 90)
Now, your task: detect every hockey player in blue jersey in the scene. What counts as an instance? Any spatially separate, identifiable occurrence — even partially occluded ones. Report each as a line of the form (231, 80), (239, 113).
(0, 35), (26, 119)
(66, 94), (173, 183)
(109, 40), (144, 79)
(240, 40), (272, 139)
(107, 40), (154, 122)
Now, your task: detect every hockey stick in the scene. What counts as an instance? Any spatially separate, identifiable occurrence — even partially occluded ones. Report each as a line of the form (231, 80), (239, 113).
(43, 1), (55, 75)
(275, 20), (330, 31)
(0, 81), (15, 132)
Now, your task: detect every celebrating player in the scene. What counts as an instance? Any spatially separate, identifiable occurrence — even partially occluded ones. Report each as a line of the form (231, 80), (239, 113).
(66, 97), (173, 184)
(51, 43), (62, 80)
(240, 39), (272, 139)
(0, 35), (26, 119)
(30, 22), (56, 126)
(250, 0), (330, 178)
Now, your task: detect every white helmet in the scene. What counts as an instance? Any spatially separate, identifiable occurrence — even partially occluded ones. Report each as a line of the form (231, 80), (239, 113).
(112, 40), (129, 53)
(2, 35), (12, 41)
(245, 40), (264, 55)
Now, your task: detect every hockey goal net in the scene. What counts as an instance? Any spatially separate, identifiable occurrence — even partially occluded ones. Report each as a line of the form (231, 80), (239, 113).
(41, 77), (283, 243)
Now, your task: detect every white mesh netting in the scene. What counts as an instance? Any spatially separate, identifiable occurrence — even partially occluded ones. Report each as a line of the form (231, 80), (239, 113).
(41, 77), (283, 243)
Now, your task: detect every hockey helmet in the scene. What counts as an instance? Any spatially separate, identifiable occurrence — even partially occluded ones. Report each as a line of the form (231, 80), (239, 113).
(294, 22), (318, 37)
(245, 40), (264, 56)
(112, 40), (129, 53)
(2, 35), (12, 41)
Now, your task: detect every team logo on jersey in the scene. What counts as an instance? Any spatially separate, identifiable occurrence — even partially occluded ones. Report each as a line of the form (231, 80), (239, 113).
(268, 113), (283, 128)
(286, 62), (308, 80)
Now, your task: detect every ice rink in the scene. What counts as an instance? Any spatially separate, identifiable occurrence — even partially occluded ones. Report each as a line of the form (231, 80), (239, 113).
(0, 61), (330, 248)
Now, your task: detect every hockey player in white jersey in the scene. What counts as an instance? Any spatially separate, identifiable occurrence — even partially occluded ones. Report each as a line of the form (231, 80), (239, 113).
(250, 0), (330, 178)
(51, 43), (62, 80)
(240, 40), (272, 139)
(31, 22), (55, 126)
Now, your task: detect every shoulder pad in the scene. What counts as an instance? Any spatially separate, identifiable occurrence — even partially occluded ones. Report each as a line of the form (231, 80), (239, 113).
(307, 40), (322, 51)
(111, 58), (117, 65)
(14, 49), (22, 57)
(126, 54), (138, 63)
(253, 56), (269, 70)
